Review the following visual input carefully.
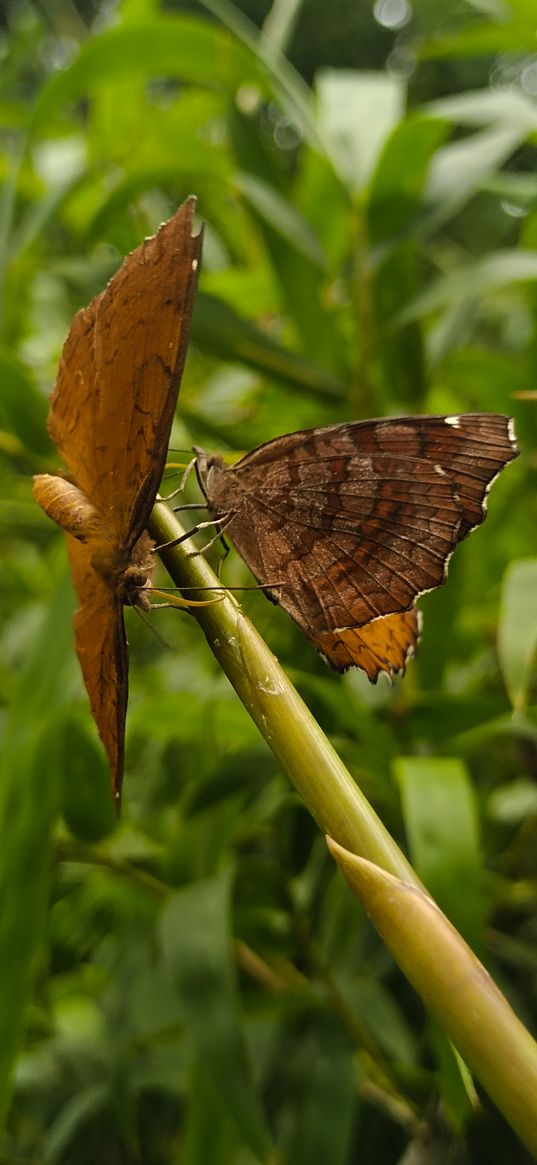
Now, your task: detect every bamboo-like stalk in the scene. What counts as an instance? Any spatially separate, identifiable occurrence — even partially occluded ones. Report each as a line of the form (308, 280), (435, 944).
(328, 843), (537, 1159)
(149, 499), (418, 882)
(149, 499), (537, 1158)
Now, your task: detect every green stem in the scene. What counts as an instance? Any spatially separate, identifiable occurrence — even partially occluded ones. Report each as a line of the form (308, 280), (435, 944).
(149, 499), (419, 885)
(163, 509), (537, 1157)
(330, 843), (537, 1160)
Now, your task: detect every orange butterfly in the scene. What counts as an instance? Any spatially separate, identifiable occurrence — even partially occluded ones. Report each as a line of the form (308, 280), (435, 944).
(34, 199), (202, 807)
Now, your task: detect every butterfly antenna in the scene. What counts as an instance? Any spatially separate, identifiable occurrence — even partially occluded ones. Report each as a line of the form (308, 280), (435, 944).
(150, 588), (225, 609)
(150, 581), (287, 594)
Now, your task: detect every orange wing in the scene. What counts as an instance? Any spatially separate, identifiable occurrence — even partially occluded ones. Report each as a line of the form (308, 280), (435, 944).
(34, 200), (203, 805)
(47, 198), (202, 548)
(313, 608), (420, 680)
(67, 536), (128, 799)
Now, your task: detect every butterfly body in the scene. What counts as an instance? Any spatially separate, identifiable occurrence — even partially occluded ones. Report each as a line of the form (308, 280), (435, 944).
(195, 414), (518, 680)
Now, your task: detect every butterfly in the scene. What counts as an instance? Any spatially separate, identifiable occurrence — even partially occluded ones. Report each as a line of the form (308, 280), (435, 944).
(33, 198), (202, 807)
(194, 414), (518, 680)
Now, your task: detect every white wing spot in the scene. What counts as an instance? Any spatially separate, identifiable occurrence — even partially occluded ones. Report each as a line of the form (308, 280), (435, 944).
(192, 258), (198, 272)
(434, 464), (447, 476)
(444, 415), (461, 428)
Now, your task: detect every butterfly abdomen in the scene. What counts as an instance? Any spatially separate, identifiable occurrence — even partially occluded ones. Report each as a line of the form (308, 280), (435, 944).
(33, 474), (103, 541)
(34, 473), (154, 609)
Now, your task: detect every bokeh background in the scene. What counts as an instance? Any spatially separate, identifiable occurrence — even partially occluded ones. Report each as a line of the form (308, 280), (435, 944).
(1, 0), (537, 1160)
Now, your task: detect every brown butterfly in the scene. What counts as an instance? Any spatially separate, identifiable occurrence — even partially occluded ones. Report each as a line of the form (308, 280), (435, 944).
(194, 414), (518, 679)
(33, 198), (202, 807)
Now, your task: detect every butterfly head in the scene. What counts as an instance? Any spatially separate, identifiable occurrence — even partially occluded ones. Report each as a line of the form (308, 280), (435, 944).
(119, 532), (155, 609)
(90, 531), (154, 610)
(193, 447), (242, 515)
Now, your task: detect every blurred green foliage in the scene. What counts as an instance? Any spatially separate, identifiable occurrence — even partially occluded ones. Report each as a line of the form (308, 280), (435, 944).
(1, 0), (537, 1160)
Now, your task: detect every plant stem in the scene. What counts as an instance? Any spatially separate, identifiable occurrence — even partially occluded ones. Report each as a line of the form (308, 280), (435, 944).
(149, 499), (419, 885)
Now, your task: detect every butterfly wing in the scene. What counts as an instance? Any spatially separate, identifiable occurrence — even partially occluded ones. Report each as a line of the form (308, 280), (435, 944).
(203, 414), (517, 676)
(36, 199), (202, 802)
(67, 537), (128, 803)
(47, 197), (202, 548)
(314, 609), (421, 678)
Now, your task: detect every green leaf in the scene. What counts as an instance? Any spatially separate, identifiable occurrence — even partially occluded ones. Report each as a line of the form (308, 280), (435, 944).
(316, 70), (405, 193)
(368, 113), (448, 245)
(196, 0), (322, 149)
(428, 1025), (478, 1133)
(396, 250), (537, 325)
(394, 756), (486, 951)
(328, 841), (537, 1160)
(367, 115), (448, 406)
(488, 777), (537, 825)
(31, 17), (264, 129)
(427, 347), (528, 408)
(393, 90), (537, 236)
(0, 348), (51, 458)
(369, 243), (426, 407)
(278, 1020), (356, 1165)
(425, 124), (536, 229)
(192, 292), (345, 397)
(182, 1059), (245, 1165)
(159, 871), (272, 1162)
(60, 715), (116, 842)
(427, 86), (537, 131)
(498, 558), (537, 713)
(351, 977), (418, 1065)
(228, 108), (344, 371)
(235, 171), (326, 268)
(42, 1085), (110, 1165)
(9, 166), (89, 261)
(0, 574), (75, 1132)
(422, 8), (537, 58)
(483, 170), (537, 209)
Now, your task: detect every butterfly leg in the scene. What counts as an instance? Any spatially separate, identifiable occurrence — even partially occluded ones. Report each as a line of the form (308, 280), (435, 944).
(155, 515), (229, 553)
(215, 535), (230, 579)
(186, 516), (234, 559)
(160, 455), (198, 501)
(172, 502), (209, 513)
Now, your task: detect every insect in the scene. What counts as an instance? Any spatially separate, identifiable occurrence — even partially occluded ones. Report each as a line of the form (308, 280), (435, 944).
(194, 414), (518, 679)
(33, 199), (202, 806)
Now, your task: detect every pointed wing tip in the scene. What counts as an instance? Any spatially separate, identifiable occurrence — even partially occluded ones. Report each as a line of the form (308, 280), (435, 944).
(180, 193), (197, 227)
(495, 413), (519, 459)
(174, 195), (204, 244)
(150, 197), (204, 261)
(507, 415), (519, 457)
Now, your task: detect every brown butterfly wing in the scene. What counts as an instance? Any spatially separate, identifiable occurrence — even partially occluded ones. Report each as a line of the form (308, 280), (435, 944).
(67, 537), (128, 794)
(32, 472), (129, 800)
(201, 414), (517, 677)
(47, 197), (202, 548)
(35, 199), (202, 802)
